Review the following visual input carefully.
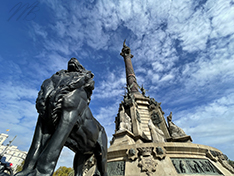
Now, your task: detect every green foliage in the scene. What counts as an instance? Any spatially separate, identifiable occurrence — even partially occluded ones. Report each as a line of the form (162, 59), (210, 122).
(53, 166), (73, 176)
(15, 160), (25, 173)
(15, 161), (74, 175)
(228, 159), (234, 168)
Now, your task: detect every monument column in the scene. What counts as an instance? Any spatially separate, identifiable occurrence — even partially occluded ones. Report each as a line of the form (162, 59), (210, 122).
(119, 40), (152, 140)
(120, 40), (139, 94)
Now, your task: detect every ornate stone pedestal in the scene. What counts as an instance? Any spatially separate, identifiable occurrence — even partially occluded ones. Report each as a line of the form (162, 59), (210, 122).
(83, 42), (234, 176)
(85, 142), (234, 176)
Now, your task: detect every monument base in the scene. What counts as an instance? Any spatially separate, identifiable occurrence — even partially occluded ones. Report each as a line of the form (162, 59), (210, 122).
(84, 142), (234, 176)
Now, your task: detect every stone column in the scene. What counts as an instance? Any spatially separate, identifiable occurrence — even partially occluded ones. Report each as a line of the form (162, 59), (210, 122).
(120, 40), (139, 94)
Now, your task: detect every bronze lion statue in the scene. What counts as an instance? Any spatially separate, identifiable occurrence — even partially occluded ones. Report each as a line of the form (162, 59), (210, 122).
(15, 58), (107, 176)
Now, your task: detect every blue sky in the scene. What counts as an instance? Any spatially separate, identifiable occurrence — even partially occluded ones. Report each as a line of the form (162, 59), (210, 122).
(1, 0), (234, 170)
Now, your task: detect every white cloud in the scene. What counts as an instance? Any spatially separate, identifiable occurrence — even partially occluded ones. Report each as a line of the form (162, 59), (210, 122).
(32, 22), (48, 39)
(177, 94), (234, 126)
(93, 69), (126, 99)
(152, 61), (164, 72)
(0, 82), (38, 151)
(179, 11), (211, 52)
(181, 51), (234, 94)
(147, 70), (160, 84)
(172, 93), (234, 156)
(0, 82), (37, 100)
(207, 0), (234, 38)
(43, 39), (71, 55)
(94, 101), (120, 146)
(159, 73), (174, 82)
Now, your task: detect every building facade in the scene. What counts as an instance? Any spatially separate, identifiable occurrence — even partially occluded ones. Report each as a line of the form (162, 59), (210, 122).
(0, 133), (27, 172)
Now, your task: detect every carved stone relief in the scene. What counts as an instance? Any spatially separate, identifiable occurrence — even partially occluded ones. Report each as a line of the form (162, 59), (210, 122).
(151, 111), (162, 128)
(138, 155), (157, 176)
(126, 148), (138, 161)
(171, 158), (222, 175)
(136, 109), (141, 123)
(206, 150), (219, 162)
(126, 147), (167, 176)
(217, 153), (234, 174)
(138, 147), (158, 176)
(206, 150), (234, 174)
(152, 146), (166, 160)
(107, 161), (125, 176)
(210, 150), (219, 158)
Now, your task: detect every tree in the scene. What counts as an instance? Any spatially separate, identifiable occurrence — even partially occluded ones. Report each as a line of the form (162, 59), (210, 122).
(15, 160), (25, 173)
(53, 166), (73, 176)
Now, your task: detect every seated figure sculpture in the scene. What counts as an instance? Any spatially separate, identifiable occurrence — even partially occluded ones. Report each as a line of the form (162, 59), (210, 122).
(167, 112), (187, 138)
(117, 104), (132, 132)
(148, 119), (165, 142)
(15, 58), (107, 176)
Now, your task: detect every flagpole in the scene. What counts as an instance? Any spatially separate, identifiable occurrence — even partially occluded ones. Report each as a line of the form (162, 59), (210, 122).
(0, 135), (17, 157)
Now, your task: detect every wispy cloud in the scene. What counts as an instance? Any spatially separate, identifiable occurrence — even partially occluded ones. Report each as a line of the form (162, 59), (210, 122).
(93, 69), (126, 99)
(0, 82), (38, 150)
(172, 93), (234, 157)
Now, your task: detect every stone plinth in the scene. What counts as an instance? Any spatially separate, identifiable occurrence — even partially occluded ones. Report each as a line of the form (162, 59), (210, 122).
(111, 130), (135, 146)
(106, 142), (234, 176)
(85, 142), (234, 176)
